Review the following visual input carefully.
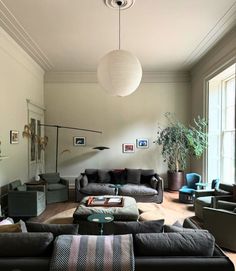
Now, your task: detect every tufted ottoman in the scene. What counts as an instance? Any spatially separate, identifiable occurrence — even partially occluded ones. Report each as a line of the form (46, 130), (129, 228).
(73, 195), (139, 223)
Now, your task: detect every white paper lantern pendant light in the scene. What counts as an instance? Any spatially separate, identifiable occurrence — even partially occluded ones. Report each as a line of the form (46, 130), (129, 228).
(97, 0), (142, 97)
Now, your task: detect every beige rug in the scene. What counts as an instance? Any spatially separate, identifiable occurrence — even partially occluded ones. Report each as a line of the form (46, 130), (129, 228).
(45, 203), (180, 225)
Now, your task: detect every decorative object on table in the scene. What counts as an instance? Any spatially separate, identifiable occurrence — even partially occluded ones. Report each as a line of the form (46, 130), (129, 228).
(86, 196), (124, 207)
(136, 138), (149, 149)
(10, 130), (19, 144)
(122, 143), (135, 153)
(73, 136), (85, 146)
(97, 0), (142, 97)
(154, 112), (208, 191)
(87, 213), (114, 235)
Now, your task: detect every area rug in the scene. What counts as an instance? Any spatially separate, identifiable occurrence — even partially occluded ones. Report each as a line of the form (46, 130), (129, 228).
(44, 202), (181, 225)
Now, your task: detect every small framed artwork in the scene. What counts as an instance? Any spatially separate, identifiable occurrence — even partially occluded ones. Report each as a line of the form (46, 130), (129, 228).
(122, 143), (135, 153)
(73, 137), (86, 146)
(136, 138), (149, 149)
(10, 130), (19, 144)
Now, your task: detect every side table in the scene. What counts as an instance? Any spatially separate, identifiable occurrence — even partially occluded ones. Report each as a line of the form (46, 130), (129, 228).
(87, 213), (114, 235)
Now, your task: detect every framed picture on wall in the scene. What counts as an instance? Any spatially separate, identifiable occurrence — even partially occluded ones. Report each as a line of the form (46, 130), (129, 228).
(73, 136), (86, 146)
(136, 138), (149, 149)
(122, 143), (135, 153)
(10, 130), (19, 144)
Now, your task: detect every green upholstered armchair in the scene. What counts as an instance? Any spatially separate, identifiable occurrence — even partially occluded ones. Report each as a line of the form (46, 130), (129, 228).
(194, 183), (233, 220)
(203, 200), (236, 252)
(8, 180), (46, 217)
(39, 173), (69, 204)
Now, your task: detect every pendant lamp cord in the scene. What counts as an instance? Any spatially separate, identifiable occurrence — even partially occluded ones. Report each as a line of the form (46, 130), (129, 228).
(118, 1), (121, 50)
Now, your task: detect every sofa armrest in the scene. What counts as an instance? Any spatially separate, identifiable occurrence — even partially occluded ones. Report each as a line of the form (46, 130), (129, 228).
(216, 200), (236, 211)
(151, 174), (164, 203)
(211, 195), (234, 208)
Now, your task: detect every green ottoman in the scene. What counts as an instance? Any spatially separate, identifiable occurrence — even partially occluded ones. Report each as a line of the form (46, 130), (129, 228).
(73, 196), (139, 222)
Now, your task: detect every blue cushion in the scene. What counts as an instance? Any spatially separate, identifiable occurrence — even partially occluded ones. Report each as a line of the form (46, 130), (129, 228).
(179, 187), (195, 194)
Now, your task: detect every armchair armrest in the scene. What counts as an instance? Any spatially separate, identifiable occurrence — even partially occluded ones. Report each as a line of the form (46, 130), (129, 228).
(211, 195), (233, 208)
(195, 190), (214, 199)
(60, 178), (69, 187)
(216, 200), (236, 211)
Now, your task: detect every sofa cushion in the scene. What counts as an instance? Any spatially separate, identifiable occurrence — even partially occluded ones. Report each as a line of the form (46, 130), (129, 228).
(126, 169), (141, 184)
(25, 222), (79, 238)
(40, 173), (60, 183)
(47, 183), (66, 191)
(134, 231), (215, 256)
(110, 219), (164, 235)
(110, 169), (126, 184)
(0, 232), (53, 257)
(85, 169), (98, 183)
(119, 184), (157, 196)
(80, 183), (114, 195)
(140, 169), (155, 184)
(98, 169), (111, 183)
(163, 224), (202, 233)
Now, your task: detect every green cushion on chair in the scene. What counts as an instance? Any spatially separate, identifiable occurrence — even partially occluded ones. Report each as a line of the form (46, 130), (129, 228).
(47, 183), (66, 191)
(40, 173), (60, 183)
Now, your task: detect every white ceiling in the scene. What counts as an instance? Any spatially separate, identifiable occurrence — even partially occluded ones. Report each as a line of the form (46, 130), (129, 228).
(0, 0), (236, 72)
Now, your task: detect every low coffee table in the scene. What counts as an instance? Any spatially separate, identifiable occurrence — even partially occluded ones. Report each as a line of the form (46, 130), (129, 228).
(73, 195), (139, 223)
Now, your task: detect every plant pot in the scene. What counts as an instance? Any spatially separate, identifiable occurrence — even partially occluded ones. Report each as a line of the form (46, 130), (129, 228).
(167, 170), (185, 191)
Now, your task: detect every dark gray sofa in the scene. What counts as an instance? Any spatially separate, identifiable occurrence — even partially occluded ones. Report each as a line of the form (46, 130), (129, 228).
(0, 221), (234, 271)
(75, 168), (164, 203)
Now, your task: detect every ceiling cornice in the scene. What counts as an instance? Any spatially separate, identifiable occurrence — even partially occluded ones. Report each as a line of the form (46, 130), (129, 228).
(44, 71), (190, 83)
(183, 2), (236, 68)
(0, 0), (53, 71)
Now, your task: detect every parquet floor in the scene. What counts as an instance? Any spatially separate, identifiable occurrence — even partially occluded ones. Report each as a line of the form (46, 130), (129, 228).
(30, 190), (236, 267)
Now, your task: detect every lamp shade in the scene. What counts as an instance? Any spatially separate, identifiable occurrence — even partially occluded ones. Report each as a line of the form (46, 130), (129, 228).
(97, 49), (142, 97)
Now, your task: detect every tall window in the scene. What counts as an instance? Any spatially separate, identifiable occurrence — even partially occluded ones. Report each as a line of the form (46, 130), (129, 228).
(207, 64), (235, 184)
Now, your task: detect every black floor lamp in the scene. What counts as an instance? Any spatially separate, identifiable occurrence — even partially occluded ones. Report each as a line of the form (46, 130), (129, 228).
(39, 124), (102, 172)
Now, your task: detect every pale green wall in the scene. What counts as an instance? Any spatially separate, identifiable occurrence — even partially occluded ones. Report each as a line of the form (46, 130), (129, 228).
(44, 81), (190, 185)
(0, 27), (44, 186)
(190, 26), (236, 178)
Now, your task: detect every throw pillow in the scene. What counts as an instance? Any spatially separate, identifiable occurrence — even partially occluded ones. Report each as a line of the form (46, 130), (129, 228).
(25, 222), (79, 238)
(126, 169), (141, 184)
(134, 231), (215, 256)
(0, 217), (14, 225)
(109, 169), (126, 184)
(17, 184), (27, 191)
(80, 175), (88, 187)
(150, 176), (158, 189)
(108, 219), (164, 235)
(85, 169), (98, 183)
(98, 169), (111, 183)
(140, 169), (155, 184)
(0, 223), (22, 232)
(0, 232), (54, 257)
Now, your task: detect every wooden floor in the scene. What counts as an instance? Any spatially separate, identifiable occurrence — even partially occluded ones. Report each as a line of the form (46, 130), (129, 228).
(30, 190), (236, 267)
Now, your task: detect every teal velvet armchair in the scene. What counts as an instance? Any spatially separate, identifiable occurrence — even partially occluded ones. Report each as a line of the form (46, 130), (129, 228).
(39, 173), (69, 204)
(8, 180), (46, 217)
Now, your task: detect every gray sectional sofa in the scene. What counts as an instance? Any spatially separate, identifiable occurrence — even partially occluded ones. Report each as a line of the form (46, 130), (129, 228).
(75, 168), (164, 203)
(0, 220), (234, 271)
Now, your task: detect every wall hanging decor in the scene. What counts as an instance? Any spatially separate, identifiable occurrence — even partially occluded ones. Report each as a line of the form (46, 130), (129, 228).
(10, 130), (19, 144)
(136, 138), (149, 149)
(122, 143), (134, 153)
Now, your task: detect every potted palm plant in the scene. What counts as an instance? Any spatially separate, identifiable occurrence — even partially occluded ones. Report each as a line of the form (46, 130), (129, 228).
(154, 112), (208, 191)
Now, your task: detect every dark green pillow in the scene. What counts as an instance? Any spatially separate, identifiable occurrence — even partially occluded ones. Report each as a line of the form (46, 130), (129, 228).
(126, 169), (141, 184)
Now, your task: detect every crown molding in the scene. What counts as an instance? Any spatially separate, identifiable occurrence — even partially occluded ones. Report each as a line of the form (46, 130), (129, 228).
(0, 0), (53, 71)
(183, 2), (236, 68)
(44, 71), (190, 83)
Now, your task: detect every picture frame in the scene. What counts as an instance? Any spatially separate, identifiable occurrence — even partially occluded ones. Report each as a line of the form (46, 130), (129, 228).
(136, 138), (149, 149)
(122, 143), (135, 153)
(73, 136), (86, 146)
(10, 130), (19, 144)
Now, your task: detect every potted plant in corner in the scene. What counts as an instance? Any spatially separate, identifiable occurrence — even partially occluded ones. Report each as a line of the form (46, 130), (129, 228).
(154, 112), (208, 191)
